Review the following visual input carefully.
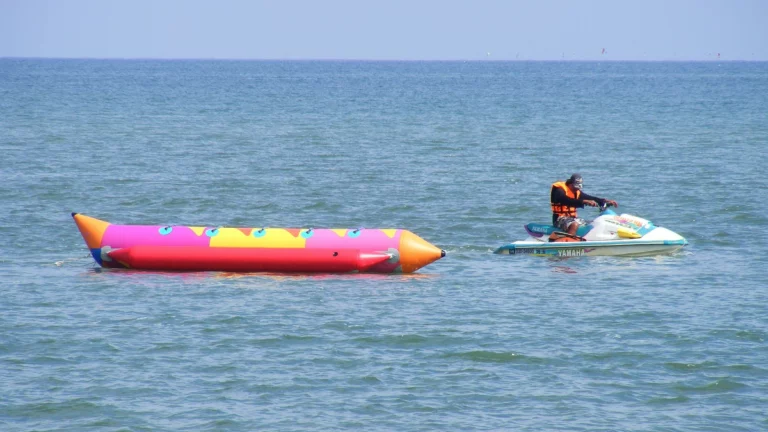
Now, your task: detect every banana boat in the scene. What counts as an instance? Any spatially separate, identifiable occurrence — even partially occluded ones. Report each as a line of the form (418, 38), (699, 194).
(72, 213), (445, 273)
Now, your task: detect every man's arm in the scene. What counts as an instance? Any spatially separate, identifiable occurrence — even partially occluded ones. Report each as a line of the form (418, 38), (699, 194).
(552, 187), (584, 208)
(579, 191), (606, 207)
(580, 192), (618, 208)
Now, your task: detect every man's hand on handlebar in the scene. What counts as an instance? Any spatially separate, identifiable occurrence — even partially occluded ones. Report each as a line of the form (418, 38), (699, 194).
(583, 200), (598, 207)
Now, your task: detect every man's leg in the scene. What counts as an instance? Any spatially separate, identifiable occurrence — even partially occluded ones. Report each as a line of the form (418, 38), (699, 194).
(566, 221), (579, 236)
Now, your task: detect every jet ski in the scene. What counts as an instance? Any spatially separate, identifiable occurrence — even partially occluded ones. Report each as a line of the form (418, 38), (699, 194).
(494, 205), (687, 257)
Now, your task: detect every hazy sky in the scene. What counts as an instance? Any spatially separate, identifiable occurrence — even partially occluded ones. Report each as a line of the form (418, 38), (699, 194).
(1, 0), (766, 60)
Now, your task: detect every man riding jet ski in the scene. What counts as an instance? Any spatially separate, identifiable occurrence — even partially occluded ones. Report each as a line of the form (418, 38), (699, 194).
(551, 173), (618, 237)
(493, 173), (687, 256)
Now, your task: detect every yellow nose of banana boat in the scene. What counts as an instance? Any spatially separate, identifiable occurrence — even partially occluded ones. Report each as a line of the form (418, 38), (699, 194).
(398, 230), (445, 273)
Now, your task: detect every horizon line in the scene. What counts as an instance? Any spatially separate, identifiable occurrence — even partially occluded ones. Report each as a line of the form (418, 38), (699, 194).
(2, 56), (766, 62)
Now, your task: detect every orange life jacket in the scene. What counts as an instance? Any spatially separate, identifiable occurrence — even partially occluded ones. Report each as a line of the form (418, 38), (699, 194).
(551, 181), (580, 218)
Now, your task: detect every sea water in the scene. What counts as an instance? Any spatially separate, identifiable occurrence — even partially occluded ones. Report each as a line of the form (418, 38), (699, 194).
(1, 59), (767, 431)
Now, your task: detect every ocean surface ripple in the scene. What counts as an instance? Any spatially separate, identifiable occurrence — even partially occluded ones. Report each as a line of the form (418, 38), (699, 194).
(1, 60), (767, 431)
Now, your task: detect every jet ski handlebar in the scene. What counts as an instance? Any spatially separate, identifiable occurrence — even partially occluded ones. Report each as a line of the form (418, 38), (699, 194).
(598, 202), (615, 212)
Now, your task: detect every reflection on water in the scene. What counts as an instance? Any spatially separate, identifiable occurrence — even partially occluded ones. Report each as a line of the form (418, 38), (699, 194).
(85, 267), (437, 282)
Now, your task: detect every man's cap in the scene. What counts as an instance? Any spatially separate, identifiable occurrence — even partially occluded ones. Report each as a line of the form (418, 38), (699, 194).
(567, 173), (583, 189)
